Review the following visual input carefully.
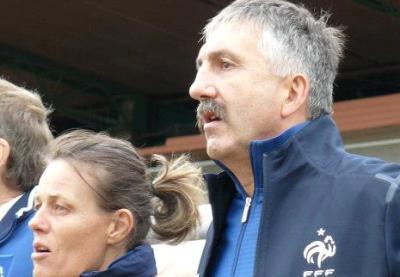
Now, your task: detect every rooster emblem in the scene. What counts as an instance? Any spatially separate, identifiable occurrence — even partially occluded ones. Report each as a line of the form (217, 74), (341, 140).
(303, 228), (336, 268)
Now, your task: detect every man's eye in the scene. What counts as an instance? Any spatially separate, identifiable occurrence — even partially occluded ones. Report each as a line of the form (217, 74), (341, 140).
(221, 61), (233, 69)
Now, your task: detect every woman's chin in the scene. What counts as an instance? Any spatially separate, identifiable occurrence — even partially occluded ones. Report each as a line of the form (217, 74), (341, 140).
(33, 267), (50, 277)
(33, 266), (74, 277)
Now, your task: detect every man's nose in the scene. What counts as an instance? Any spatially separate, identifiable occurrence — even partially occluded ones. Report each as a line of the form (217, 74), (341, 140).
(189, 68), (217, 101)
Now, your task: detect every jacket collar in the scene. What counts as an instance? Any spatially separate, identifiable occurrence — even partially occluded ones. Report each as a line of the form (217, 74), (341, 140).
(0, 189), (35, 244)
(291, 115), (344, 169)
(249, 120), (309, 189)
(212, 120), (309, 197)
(81, 244), (157, 277)
(208, 116), (343, 195)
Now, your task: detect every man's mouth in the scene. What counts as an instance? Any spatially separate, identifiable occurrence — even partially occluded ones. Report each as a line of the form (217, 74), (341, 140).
(196, 100), (226, 132)
(203, 111), (221, 123)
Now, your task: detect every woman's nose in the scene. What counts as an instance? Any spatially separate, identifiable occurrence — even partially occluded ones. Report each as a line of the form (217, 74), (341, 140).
(29, 207), (49, 233)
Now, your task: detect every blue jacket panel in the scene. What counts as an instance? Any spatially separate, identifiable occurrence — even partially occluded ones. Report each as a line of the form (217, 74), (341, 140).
(0, 191), (35, 277)
(210, 122), (308, 276)
(199, 115), (400, 277)
(81, 243), (157, 277)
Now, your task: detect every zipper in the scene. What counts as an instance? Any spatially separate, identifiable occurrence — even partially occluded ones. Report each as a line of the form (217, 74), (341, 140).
(253, 153), (269, 276)
(231, 196), (252, 277)
(241, 197), (252, 223)
(231, 143), (259, 276)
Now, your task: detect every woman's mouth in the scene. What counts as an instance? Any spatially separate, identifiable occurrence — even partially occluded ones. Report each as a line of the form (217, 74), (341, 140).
(32, 241), (51, 260)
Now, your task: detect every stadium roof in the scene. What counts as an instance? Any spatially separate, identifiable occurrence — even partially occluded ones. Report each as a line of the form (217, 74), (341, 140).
(0, 0), (399, 146)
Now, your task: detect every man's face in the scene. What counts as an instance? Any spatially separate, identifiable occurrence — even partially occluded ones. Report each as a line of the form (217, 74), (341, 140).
(189, 23), (288, 162)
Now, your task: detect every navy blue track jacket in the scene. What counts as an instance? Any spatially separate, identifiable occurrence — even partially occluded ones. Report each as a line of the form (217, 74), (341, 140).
(81, 243), (156, 277)
(198, 115), (400, 277)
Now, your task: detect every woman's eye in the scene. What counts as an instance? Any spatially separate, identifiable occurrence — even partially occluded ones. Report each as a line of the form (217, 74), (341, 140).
(54, 204), (67, 212)
(33, 202), (42, 211)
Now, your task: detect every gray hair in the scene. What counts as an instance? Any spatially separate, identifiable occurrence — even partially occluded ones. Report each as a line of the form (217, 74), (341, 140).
(203, 0), (345, 119)
(0, 78), (53, 191)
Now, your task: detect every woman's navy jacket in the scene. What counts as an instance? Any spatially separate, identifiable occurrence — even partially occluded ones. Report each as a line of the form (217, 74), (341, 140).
(81, 244), (157, 277)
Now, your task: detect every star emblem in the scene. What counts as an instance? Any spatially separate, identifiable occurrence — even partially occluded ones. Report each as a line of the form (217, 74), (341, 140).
(317, 228), (326, 236)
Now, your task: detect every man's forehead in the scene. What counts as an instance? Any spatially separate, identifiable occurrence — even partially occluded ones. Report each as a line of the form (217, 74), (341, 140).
(196, 24), (261, 60)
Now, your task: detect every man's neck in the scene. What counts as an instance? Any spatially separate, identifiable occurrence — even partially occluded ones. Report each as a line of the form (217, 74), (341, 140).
(223, 156), (254, 197)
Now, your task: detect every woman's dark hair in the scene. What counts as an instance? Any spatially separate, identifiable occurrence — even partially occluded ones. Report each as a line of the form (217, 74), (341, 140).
(47, 130), (205, 249)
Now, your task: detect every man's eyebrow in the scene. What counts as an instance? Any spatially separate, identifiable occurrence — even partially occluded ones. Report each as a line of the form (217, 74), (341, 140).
(196, 49), (240, 68)
(210, 49), (238, 59)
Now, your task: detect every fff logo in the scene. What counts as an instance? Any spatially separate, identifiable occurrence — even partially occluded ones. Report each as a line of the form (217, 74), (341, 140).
(303, 269), (335, 277)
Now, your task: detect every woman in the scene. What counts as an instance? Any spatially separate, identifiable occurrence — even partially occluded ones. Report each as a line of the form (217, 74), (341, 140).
(29, 130), (205, 277)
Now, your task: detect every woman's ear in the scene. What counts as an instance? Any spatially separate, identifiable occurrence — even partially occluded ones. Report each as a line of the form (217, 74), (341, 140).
(107, 209), (135, 246)
(281, 74), (309, 118)
(0, 138), (11, 170)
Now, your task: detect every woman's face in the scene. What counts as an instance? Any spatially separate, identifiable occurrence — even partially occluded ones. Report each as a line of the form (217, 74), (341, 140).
(29, 159), (113, 277)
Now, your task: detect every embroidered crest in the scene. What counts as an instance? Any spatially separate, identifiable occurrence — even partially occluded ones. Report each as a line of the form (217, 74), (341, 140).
(303, 228), (336, 276)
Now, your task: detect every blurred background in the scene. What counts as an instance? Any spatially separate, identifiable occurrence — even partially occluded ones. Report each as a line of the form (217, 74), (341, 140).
(0, 0), (399, 167)
(1, 2), (399, 275)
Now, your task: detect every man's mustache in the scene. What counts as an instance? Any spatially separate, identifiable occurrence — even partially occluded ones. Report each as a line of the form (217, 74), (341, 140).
(196, 100), (226, 133)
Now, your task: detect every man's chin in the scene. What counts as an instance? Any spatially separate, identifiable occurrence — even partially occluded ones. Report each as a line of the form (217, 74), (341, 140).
(206, 141), (228, 161)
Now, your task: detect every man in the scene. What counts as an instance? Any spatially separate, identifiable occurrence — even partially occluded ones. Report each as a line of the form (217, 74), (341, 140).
(189, 0), (400, 276)
(0, 79), (53, 277)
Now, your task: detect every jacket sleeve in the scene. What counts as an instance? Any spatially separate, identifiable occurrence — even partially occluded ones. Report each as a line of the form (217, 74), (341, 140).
(385, 181), (400, 276)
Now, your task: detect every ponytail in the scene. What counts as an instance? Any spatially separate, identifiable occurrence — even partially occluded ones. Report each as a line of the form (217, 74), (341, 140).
(150, 154), (205, 244)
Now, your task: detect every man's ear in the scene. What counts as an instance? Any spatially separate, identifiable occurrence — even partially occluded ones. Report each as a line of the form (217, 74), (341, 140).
(281, 74), (309, 118)
(0, 138), (11, 169)
(107, 209), (135, 246)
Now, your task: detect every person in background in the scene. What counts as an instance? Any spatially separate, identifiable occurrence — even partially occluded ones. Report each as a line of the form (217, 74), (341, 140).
(29, 130), (205, 277)
(189, 0), (400, 276)
(0, 78), (53, 277)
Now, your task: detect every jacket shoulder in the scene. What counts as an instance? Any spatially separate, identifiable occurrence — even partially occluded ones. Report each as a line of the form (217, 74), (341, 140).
(339, 152), (400, 180)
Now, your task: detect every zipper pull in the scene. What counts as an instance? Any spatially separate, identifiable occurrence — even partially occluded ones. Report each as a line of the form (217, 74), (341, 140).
(241, 197), (252, 223)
